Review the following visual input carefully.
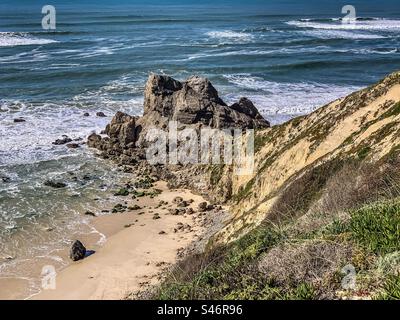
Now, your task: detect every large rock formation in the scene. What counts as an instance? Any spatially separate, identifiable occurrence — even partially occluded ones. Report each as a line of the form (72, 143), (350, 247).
(87, 74), (269, 163)
(142, 74), (268, 129)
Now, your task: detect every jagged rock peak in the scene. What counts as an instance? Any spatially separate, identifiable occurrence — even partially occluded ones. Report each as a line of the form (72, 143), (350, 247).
(143, 73), (270, 129)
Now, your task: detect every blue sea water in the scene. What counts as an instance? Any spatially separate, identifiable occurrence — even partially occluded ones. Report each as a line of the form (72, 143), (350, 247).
(0, 0), (399, 295)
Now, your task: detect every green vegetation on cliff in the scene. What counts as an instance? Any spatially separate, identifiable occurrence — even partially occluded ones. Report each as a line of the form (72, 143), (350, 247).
(152, 197), (400, 300)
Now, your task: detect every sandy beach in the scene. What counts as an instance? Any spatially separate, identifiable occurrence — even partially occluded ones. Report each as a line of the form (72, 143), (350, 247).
(26, 181), (226, 300)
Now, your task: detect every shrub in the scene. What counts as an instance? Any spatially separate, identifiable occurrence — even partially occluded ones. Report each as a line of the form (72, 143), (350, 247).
(317, 157), (400, 215)
(349, 201), (400, 255)
(268, 158), (345, 223)
(258, 240), (353, 290)
(152, 222), (284, 300)
(375, 275), (400, 300)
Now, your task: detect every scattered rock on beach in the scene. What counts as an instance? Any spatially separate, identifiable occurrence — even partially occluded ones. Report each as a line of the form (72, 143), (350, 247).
(13, 118), (26, 123)
(66, 143), (80, 149)
(3, 255), (15, 261)
(172, 196), (184, 204)
(112, 203), (127, 213)
(128, 204), (141, 211)
(198, 202), (208, 212)
(83, 112), (90, 117)
(44, 180), (67, 189)
(96, 112), (107, 117)
(52, 136), (72, 145)
(84, 211), (96, 217)
(177, 200), (189, 208)
(168, 208), (179, 215)
(114, 188), (130, 196)
(70, 240), (86, 261)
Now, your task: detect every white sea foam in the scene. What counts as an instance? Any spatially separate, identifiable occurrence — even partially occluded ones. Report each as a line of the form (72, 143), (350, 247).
(223, 74), (361, 124)
(0, 32), (58, 47)
(299, 29), (386, 40)
(185, 46), (342, 61)
(206, 30), (254, 43)
(287, 18), (400, 31)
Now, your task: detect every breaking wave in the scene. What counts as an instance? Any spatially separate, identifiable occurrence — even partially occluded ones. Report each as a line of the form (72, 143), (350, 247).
(0, 32), (58, 47)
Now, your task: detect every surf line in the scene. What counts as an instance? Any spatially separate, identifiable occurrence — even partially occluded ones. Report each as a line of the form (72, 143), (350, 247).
(157, 304), (191, 318)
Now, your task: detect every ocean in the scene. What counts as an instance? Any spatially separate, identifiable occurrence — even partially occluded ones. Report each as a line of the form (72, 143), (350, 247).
(0, 0), (399, 296)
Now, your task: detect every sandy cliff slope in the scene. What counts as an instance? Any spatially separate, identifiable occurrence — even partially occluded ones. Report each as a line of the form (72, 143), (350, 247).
(211, 71), (400, 243)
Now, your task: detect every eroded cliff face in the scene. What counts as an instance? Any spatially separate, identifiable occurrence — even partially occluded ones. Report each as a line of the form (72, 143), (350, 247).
(212, 71), (400, 244)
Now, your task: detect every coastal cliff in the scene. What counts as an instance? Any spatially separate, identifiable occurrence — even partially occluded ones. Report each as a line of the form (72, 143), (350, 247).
(89, 71), (400, 300)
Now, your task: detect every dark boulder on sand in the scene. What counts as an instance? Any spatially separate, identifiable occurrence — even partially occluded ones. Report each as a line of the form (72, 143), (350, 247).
(70, 240), (86, 261)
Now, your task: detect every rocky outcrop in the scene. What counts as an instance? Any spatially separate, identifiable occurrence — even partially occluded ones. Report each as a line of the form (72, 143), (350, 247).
(87, 74), (269, 166)
(70, 240), (86, 261)
(142, 74), (269, 129)
(105, 111), (137, 147)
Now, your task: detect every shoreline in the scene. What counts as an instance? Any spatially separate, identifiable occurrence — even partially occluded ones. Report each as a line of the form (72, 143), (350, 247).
(25, 181), (227, 300)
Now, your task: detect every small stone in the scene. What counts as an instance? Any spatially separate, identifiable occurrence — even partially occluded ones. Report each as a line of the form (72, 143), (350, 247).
(128, 204), (141, 211)
(84, 211), (96, 217)
(168, 208), (179, 215)
(159, 231), (166, 235)
(96, 112), (106, 117)
(13, 118), (26, 123)
(156, 262), (167, 267)
(66, 143), (80, 149)
(198, 202), (208, 212)
(1, 176), (11, 183)
(112, 203), (127, 213)
(172, 196), (183, 204)
(83, 112), (90, 117)
(177, 201), (189, 208)
(114, 188), (130, 196)
(207, 204), (215, 211)
(52, 136), (73, 145)
(185, 208), (194, 215)
(4, 255), (15, 261)
(44, 180), (67, 189)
